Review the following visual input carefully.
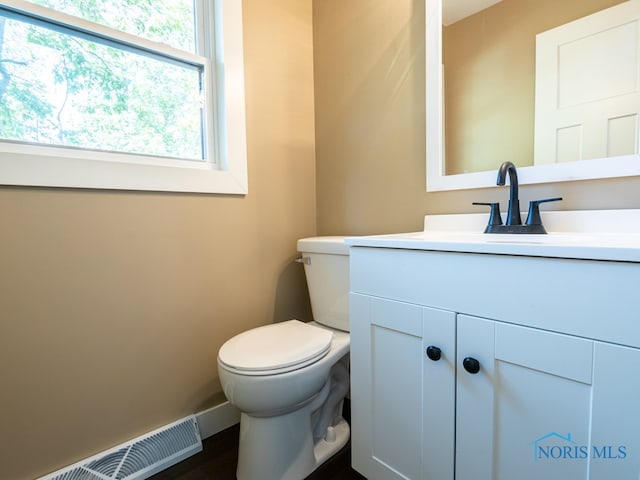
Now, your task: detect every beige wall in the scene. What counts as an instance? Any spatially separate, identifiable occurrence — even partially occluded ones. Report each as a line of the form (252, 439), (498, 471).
(0, 1), (316, 478)
(314, 0), (640, 237)
(314, 0), (428, 235)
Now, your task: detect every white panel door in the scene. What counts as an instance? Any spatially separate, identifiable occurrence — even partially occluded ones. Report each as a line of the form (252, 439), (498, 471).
(350, 293), (456, 480)
(456, 316), (595, 480)
(589, 342), (640, 479)
(534, 0), (640, 165)
(350, 293), (425, 480)
(369, 297), (424, 480)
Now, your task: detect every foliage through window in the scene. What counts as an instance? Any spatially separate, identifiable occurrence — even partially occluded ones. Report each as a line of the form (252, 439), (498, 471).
(0, 0), (209, 161)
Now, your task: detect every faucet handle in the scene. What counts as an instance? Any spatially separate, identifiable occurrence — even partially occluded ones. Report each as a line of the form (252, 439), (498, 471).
(525, 197), (563, 228)
(473, 202), (503, 231)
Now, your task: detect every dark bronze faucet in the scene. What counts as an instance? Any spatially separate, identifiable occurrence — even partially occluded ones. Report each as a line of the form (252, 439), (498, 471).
(473, 161), (563, 234)
(496, 161), (521, 226)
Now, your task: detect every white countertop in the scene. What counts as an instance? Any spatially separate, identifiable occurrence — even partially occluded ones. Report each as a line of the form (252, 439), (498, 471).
(345, 210), (640, 262)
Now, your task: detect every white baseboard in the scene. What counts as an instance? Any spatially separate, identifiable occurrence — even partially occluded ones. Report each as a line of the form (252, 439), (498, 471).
(195, 400), (240, 439)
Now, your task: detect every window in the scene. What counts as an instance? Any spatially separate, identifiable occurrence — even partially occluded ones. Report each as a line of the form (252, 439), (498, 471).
(0, 0), (247, 194)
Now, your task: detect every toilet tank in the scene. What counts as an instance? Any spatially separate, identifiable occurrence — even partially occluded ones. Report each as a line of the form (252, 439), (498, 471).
(297, 236), (350, 332)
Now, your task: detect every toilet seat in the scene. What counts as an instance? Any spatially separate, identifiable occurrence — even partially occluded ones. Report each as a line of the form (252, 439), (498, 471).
(218, 320), (334, 376)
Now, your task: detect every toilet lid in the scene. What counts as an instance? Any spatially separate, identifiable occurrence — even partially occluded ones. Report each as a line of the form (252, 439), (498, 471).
(218, 320), (333, 374)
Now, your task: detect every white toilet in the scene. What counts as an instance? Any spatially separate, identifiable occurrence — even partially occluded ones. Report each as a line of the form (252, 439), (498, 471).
(217, 236), (351, 480)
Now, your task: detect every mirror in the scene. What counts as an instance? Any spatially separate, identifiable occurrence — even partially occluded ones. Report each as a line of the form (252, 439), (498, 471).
(426, 0), (640, 191)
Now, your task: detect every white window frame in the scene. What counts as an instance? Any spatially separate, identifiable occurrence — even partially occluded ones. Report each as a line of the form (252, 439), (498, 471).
(0, 0), (248, 194)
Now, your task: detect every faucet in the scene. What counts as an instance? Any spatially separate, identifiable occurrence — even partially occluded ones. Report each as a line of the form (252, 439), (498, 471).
(473, 161), (563, 234)
(496, 161), (521, 225)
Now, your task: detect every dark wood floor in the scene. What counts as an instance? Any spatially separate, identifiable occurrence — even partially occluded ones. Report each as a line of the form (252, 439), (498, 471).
(150, 423), (365, 480)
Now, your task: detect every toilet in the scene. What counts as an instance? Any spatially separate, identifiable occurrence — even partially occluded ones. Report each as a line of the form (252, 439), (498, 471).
(217, 236), (351, 480)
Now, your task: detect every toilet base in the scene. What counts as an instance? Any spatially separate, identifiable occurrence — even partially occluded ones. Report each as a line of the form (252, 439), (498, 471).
(236, 407), (350, 480)
(312, 417), (350, 467)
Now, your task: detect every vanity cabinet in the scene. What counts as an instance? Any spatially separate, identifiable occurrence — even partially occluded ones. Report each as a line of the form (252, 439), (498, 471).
(349, 246), (640, 480)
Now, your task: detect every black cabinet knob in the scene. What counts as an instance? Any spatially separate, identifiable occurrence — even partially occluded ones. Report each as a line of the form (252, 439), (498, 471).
(426, 345), (442, 361)
(463, 357), (480, 374)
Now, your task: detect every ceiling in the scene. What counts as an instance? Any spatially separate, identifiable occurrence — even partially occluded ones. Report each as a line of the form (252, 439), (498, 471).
(443, 0), (503, 26)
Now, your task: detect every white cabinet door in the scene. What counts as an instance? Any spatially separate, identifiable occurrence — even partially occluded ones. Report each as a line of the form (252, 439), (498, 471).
(457, 315), (596, 480)
(456, 315), (640, 480)
(350, 293), (455, 480)
(589, 341), (640, 479)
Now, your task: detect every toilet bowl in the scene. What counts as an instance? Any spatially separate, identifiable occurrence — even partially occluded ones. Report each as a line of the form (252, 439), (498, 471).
(217, 237), (350, 480)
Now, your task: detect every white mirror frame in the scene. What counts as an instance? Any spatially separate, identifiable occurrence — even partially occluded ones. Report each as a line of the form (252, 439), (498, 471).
(426, 0), (640, 192)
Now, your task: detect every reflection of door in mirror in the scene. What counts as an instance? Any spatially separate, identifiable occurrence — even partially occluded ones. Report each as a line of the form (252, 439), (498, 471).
(443, 0), (626, 176)
(534, 0), (640, 165)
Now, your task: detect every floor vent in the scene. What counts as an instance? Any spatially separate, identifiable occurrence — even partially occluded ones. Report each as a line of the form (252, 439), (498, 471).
(40, 415), (202, 480)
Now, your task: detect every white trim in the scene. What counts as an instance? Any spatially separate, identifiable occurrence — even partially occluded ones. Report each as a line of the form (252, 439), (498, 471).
(426, 0), (444, 191)
(212, 0), (248, 189)
(197, 0), (220, 168)
(195, 400), (240, 439)
(0, 0), (248, 194)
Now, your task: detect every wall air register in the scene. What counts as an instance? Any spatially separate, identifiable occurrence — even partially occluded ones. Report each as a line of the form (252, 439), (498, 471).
(39, 415), (202, 480)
